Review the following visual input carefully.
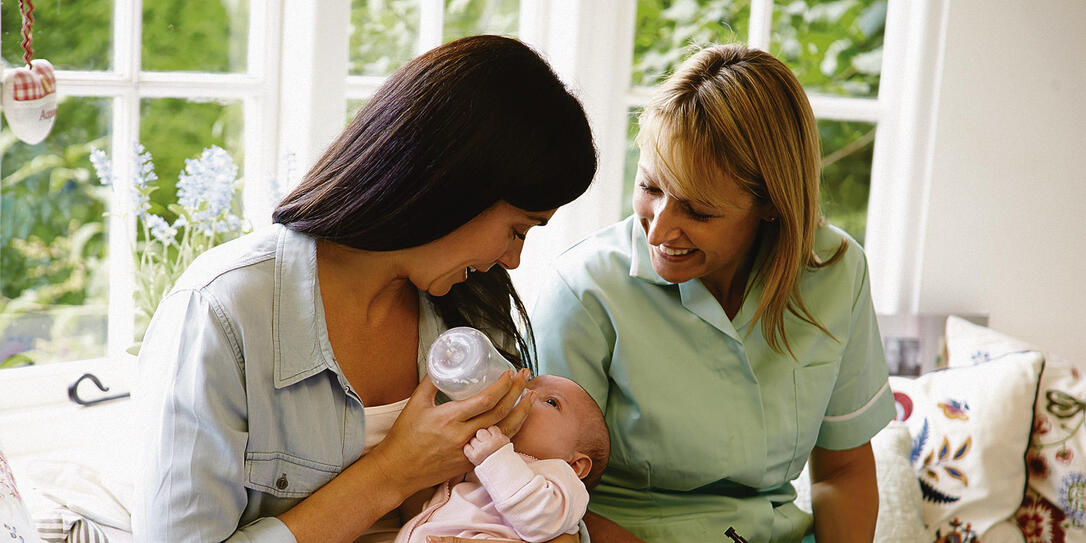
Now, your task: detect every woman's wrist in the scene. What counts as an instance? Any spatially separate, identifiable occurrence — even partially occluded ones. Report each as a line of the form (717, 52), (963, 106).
(278, 450), (419, 542)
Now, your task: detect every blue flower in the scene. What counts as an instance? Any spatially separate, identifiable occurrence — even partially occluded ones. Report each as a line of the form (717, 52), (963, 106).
(89, 148), (113, 186)
(132, 143), (158, 189)
(176, 146), (239, 233)
(145, 214), (177, 245)
(1057, 472), (1086, 526)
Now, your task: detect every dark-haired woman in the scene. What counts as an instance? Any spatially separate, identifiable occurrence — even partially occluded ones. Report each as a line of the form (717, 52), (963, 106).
(132, 35), (596, 543)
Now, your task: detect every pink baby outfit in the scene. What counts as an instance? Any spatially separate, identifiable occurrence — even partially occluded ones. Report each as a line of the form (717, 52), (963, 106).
(396, 443), (588, 543)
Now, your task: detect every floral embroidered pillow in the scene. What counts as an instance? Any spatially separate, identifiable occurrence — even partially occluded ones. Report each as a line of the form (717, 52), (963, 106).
(890, 350), (1044, 541)
(0, 448), (44, 543)
(945, 316), (1086, 542)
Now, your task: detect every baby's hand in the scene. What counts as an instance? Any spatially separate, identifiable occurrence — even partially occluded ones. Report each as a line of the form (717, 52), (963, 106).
(463, 426), (511, 465)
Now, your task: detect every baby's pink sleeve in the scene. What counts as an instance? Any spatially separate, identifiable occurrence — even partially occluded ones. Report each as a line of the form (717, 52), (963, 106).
(473, 444), (589, 543)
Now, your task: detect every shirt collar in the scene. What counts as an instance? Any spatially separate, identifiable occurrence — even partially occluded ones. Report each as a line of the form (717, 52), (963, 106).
(271, 225), (443, 390)
(626, 216), (768, 342)
(272, 225), (336, 389)
(628, 218), (671, 286)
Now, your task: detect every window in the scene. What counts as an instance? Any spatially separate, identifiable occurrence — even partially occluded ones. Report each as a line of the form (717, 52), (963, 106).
(621, 0), (885, 245)
(0, 0), (281, 378)
(346, 0), (522, 122)
(0, 1), (929, 392)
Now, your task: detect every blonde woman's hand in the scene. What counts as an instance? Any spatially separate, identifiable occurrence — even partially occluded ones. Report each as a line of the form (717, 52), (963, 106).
(368, 369), (534, 493)
(426, 535), (579, 543)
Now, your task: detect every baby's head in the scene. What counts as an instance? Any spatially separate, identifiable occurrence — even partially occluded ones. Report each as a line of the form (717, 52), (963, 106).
(511, 374), (610, 490)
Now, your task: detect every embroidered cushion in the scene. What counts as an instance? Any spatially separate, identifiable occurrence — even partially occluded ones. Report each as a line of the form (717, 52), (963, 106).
(890, 347), (1043, 541)
(945, 316), (1086, 542)
(0, 447), (44, 543)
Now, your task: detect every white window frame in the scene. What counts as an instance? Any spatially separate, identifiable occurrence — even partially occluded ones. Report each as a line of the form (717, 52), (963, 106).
(0, 0), (284, 408)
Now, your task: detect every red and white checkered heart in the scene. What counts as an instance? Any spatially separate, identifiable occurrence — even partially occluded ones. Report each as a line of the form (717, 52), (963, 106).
(2, 59), (57, 144)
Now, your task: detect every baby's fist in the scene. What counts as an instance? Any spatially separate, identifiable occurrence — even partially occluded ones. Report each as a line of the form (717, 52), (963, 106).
(463, 426), (510, 465)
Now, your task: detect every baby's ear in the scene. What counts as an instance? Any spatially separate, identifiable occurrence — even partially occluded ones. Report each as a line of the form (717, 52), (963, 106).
(568, 452), (591, 480)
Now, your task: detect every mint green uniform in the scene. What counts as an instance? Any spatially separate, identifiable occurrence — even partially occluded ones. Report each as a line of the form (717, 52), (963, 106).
(531, 217), (895, 542)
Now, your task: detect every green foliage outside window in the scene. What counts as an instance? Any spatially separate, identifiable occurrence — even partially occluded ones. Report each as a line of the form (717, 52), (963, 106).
(443, 0), (518, 43)
(627, 0), (883, 244)
(1, 0), (112, 70)
(1, 1), (242, 368)
(350, 0), (421, 76)
(633, 0), (751, 88)
(772, 0), (885, 97)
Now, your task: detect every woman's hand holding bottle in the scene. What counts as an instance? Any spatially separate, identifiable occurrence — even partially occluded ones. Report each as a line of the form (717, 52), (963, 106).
(368, 369), (534, 495)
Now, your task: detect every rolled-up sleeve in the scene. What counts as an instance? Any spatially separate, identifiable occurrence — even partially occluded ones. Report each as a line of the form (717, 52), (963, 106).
(816, 259), (896, 451)
(133, 289), (296, 543)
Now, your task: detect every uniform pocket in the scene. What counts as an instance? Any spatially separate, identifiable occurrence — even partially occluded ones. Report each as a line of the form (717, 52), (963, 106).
(788, 360), (840, 478)
(245, 451), (340, 499)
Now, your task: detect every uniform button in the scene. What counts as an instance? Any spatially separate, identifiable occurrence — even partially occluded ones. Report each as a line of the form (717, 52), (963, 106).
(276, 474), (288, 490)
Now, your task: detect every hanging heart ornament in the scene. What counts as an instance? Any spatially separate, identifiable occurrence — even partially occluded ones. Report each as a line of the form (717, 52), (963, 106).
(2, 59), (57, 145)
(2, 0), (57, 145)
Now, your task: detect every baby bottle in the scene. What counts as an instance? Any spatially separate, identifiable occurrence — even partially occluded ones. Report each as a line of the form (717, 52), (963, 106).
(427, 326), (517, 401)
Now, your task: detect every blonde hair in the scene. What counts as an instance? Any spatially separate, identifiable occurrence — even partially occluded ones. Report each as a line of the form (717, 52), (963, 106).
(637, 43), (847, 356)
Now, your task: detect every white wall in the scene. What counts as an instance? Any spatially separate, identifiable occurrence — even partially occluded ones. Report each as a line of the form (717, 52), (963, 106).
(916, 0), (1086, 358)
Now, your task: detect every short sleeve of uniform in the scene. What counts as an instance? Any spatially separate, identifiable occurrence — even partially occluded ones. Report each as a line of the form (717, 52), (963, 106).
(816, 258), (895, 450)
(530, 267), (614, 413)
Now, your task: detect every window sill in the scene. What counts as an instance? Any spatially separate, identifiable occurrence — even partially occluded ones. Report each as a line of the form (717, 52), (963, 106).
(0, 356), (137, 480)
(0, 355), (136, 411)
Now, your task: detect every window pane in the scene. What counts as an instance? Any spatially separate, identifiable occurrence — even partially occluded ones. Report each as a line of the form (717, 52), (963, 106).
(621, 107), (643, 219)
(350, 0), (421, 76)
(1, 97), (113, 369)
(443, 0), (519, 42)
(1, 0), (113, 70)
(819, 119), (874, 244)
(771, 0), (885, 97)
(632, 0), (750, 88)
(143, 0), (249, 72)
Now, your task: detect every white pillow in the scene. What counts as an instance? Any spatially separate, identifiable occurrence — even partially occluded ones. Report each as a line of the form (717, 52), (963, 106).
(0, 448), (44, 543)
(890, 350), (1043, 541)
(945, 316), (1086, 542)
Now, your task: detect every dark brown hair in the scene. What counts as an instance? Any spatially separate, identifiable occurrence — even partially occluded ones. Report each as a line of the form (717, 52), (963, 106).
(273, 35), (597, 370)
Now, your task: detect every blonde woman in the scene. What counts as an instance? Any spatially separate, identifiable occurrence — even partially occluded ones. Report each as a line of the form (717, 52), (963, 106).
(531, 44), (894, 542)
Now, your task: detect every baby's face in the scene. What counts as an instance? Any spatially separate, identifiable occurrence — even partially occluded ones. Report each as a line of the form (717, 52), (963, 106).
(510, 374), (594, 462)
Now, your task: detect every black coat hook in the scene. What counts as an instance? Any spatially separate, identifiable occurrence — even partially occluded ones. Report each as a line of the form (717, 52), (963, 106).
(68, 373), (130, 406)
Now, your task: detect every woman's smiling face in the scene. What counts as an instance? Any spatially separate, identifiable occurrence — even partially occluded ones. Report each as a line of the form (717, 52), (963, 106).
(632, 160), (765, 289)
(411, 201), (554, 296)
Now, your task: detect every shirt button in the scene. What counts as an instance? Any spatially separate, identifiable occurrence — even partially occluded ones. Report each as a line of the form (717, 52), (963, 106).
(276, 474), (288, 490)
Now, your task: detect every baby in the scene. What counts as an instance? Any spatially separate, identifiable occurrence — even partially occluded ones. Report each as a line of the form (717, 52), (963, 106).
(396, 374), (609, 543)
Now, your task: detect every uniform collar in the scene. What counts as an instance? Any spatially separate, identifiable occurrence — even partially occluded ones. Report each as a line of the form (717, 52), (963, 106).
(628, 218), (671, 286)
(627, 217), (767, 343)
(272, 225), (337, 389)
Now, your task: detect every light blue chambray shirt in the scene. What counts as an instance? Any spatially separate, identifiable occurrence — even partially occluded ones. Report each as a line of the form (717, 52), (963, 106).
(532, 217), (896, 543)
(132, 224), (446, 542)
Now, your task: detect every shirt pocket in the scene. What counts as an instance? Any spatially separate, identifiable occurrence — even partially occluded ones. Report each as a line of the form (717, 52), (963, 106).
(787, 359), (840, 478)
(244, 451), (341, 499)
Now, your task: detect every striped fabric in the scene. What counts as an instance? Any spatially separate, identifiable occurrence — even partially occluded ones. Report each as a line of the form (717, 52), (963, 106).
(36, 508), (110, 543)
